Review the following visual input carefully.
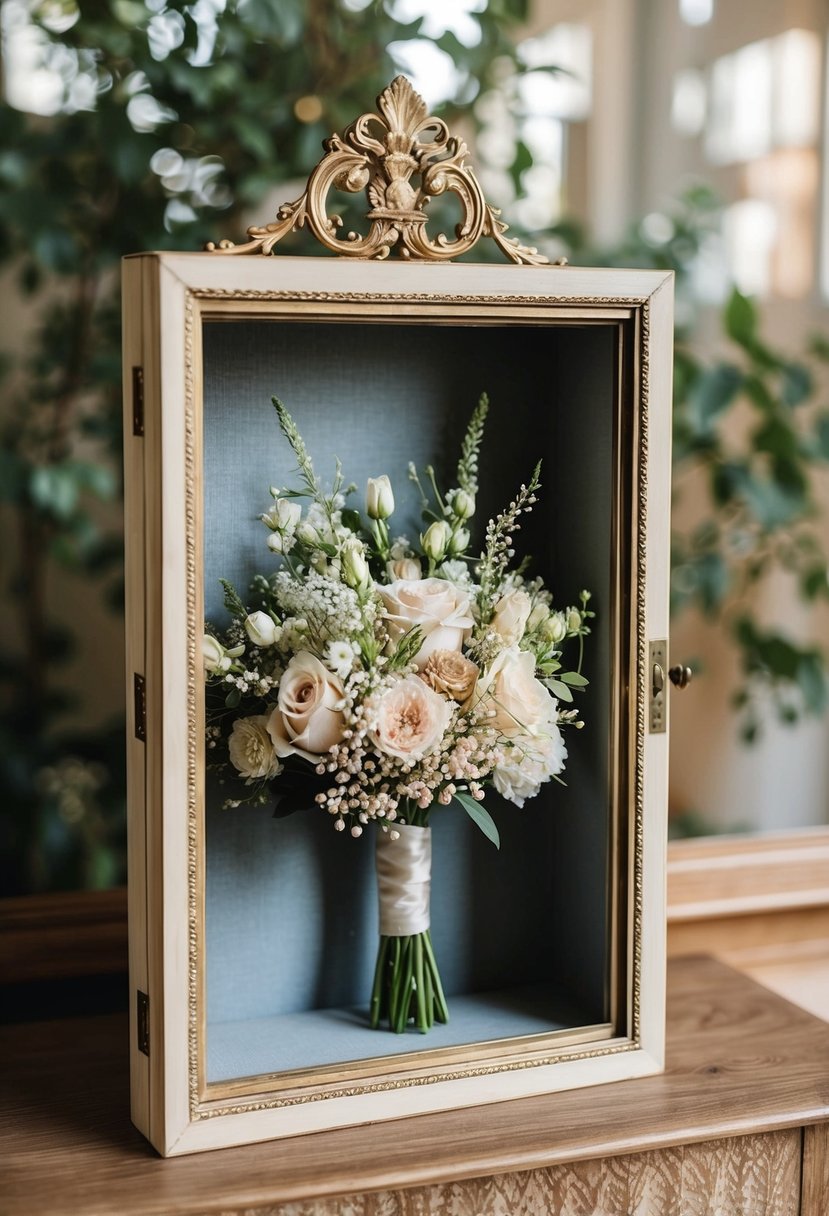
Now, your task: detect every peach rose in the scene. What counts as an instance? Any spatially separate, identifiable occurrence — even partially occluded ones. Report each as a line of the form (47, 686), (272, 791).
(370, 676), (453, 760)
(268, 652), (346, 763)
(380, 577), (473, 668)
(472, 645), (556, 739)
(420, 649), (479, 703)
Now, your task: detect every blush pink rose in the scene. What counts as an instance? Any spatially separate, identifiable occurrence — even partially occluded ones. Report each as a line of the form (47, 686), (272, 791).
(370, 676), (453, 761)
(268, 652), (346, 763)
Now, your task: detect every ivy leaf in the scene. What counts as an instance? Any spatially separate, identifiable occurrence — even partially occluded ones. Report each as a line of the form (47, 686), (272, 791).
(454, 792), (500, 849)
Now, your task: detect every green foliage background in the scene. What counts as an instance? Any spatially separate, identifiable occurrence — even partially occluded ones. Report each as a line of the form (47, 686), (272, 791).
(1, 1), (827, 892)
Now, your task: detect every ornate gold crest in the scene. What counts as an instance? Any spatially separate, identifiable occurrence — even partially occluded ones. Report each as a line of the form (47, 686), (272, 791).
(207, 76), (554, 265)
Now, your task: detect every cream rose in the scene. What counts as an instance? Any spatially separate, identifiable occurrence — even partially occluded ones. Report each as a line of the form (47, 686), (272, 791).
(228, 715), (281, 781)
(370, 676), (453, 760)
(380, 577), (473, 668)
(267, 652), (346, 762)
(492, 589), (532, 646)
(472, 645), (556, 739)
(420, 649), (479, 703)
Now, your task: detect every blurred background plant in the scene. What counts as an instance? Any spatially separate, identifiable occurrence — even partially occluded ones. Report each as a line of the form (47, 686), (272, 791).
(1, 0), (827, 891)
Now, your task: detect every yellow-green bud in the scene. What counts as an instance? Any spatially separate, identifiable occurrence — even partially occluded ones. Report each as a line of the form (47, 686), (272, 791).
(448, 526), (470, 555)
(421, 520), (451, 562)
(448, 488), (475, 520)
(567, 609), (582, 632)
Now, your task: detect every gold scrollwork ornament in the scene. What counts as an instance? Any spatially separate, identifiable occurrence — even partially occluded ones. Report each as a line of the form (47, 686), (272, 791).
(207, 76), (561, 266)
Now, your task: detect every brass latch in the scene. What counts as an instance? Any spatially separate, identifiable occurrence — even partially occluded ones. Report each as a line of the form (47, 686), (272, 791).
(650, 642), (692, 732)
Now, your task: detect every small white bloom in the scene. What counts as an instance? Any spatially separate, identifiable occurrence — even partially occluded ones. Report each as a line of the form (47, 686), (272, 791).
(527, 602), (549, 632)
(438, 559), (473, 588)
(567, 608), (582, 632)
(492, 729), (568, 808)
(261, 497), (301, 533)
(244, 611), (280, 648)
(325, 639), (356, 680)
(366, 474), (394, 520)
(389, 536), (412, 561)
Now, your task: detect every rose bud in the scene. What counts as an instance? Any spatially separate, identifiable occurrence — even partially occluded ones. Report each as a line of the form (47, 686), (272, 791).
(448, 527), (470, 556)
(342, 537), (371, 591)
(448, 489), (475, 521)
(421, 520), (451, 562)
(366, 474), (394, 521)
(244, 611), (279, 648)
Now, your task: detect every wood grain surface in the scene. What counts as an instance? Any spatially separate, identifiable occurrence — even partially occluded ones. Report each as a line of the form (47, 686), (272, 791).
(801, 1123), (829, 1216)
(246, 1130), (800, 1216)
(2, 958), (829, 1215)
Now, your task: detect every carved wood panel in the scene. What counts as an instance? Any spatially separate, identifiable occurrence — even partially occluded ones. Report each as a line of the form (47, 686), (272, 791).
(215, 1129), (801, 1216)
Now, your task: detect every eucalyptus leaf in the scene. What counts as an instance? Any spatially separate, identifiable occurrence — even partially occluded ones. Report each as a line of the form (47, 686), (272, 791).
(454, 792), (500, 849)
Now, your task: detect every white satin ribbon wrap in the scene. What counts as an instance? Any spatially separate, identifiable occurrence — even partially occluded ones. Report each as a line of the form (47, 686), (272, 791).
(376, 824), (432, 937)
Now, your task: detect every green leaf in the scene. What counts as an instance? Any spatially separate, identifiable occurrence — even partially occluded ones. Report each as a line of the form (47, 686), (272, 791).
(340, 507), (363, 533)
(547, 679), (574, 702)
(559, 671), (589, 687)
(454, 792), (499, 849)
(686, 363), (742, 436)
(225, 688), (241, 709)
(724, 288), (757, 347)
(780, 361), (812, 407)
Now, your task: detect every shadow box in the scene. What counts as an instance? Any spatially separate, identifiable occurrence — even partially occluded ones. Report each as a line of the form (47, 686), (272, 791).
(122, 83), (673, 1158)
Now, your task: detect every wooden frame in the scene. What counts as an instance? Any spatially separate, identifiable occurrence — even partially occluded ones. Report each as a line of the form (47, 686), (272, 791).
(122, 253), (673, 1156)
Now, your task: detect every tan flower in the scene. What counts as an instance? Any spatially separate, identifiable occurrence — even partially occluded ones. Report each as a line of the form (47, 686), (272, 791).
(267, 652), (346, 762)
(370, 676), (453, 760)
(420, 649), (479, 703)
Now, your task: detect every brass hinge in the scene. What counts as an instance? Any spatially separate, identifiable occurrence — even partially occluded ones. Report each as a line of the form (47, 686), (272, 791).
(132, 366), (144, 437)
(137, 990), (150, 1056)
(649, 639), (667, 733)
(134, 673), (146, 742)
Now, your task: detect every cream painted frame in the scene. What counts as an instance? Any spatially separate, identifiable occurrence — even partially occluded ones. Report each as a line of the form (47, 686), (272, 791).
(122, 253), (673, 1156)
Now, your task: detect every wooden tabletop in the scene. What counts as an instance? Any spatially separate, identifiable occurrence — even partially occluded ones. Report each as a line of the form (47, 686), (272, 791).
(3, 956), (829, 1216)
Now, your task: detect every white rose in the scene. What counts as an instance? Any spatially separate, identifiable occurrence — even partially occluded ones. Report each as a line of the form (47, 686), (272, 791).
(492, 731), (567, 808)
(370, 675), (453, 760)
(527, 602), (549, 633)
(366, 475), (394, 520)
(244, 611), (279, 648)
(491, 589), (532, 646)
(203, 634), (244, 673)
(472, 645), (556, 738)
(228, 715), (281, 781)
(267, 652), (346, 762)
(262, 498), (301, 533)
(380, 577), (474, 669)
(386, 557), (422, 582)
(543, 612), (567, 645)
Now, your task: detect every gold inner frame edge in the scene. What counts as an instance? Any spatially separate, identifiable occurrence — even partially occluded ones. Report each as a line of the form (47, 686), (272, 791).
(184, 289), (648, 1118)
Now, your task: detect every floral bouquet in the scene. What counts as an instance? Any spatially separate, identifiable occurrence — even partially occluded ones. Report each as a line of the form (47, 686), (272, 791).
(204, 394), (593, 1034)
